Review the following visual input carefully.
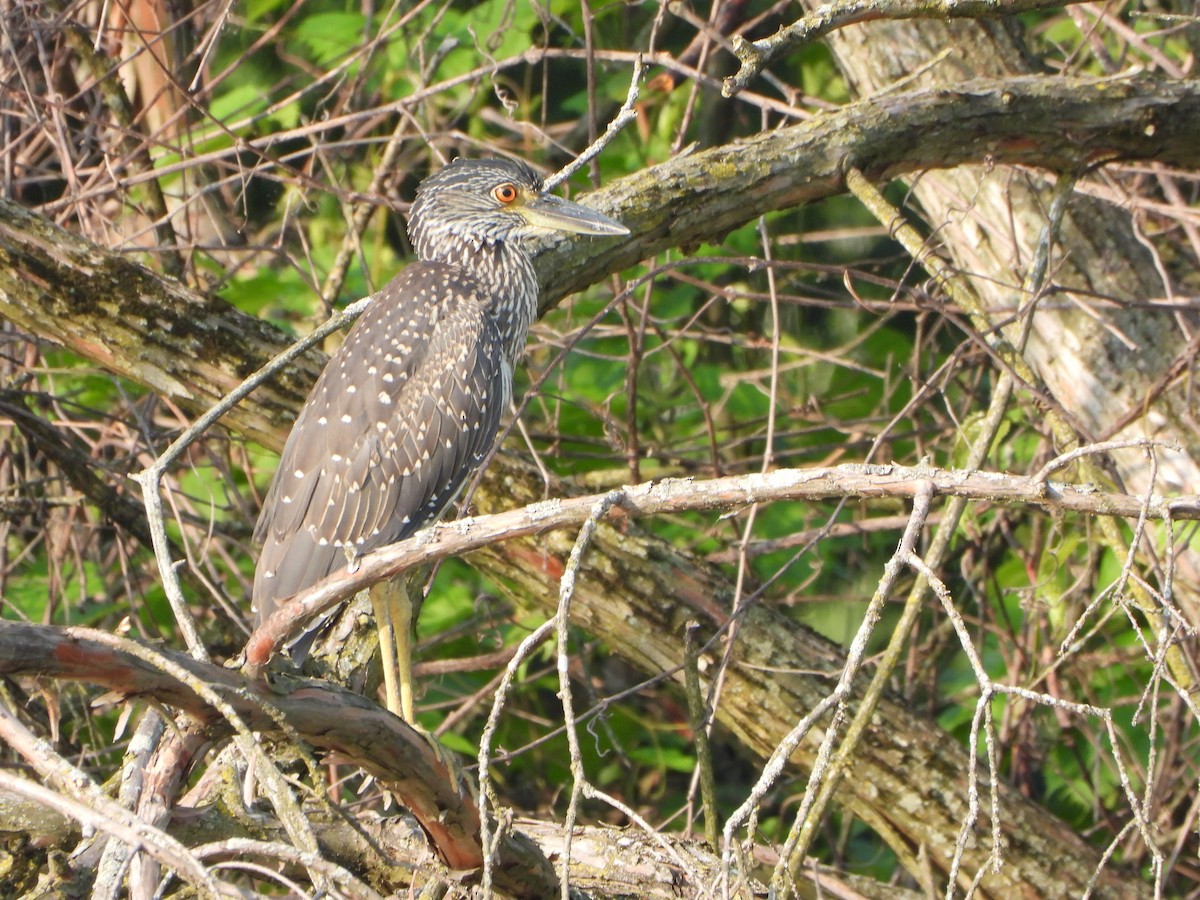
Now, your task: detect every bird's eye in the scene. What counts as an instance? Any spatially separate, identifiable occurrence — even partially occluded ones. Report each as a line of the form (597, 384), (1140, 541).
(493, 183), (518, 204)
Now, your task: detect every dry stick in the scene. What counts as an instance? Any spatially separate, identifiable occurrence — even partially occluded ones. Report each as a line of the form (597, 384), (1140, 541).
(720, 481), (934, 899)
(665, 0), (795, 112)
(476, 494), (705, 898)
(192, 838), (384, 900)
(477, 615), (559, 897)
(906, 552), (1164, 897)
(553, 493), (708, 898)
(961, 686), (1002, 900)
(92, 712), (167, 900)
(698, 207), (788, 848)
(684, 622), (720, 849)
(1032, 436), (1178, 484)
(721, 0), (1093, 98)
(557, 490), (624, 900)
(127, 721), (210, 900)
(251, 457), (1200, 661)
(765, 165), (1065, 898)
(1113, 454), (1177, 895)
(542, 54), (643, 194)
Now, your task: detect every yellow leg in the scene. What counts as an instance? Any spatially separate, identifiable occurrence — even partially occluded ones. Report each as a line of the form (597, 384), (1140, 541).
(369, 580), (414, 722)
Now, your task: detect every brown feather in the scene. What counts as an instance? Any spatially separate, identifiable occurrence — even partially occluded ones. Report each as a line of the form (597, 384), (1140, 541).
(253, 263), (507, 625)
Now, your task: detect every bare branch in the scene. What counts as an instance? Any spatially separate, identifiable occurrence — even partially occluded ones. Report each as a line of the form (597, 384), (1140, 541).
(544, 55), (644, 193)
(0, 621), (495, 878)
(247, 459), (1200, 664)
(0, 716), (224, 897)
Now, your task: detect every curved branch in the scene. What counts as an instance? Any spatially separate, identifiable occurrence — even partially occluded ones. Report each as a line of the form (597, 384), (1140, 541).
(537, 75), (1200, 308)
(0, 622), (549, 885)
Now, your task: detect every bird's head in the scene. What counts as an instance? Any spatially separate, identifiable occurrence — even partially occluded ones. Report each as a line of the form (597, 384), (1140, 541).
(408, 157), (627, 260)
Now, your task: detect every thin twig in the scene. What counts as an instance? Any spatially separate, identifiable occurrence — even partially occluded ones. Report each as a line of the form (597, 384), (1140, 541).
(1032, 437), (1175, 484)
(544, 54), (643, 193)
(477, 617), (560, 896)
(557, 490), (624, 898)
(192, 838), (383, 900)
(908, 552), (1164, 895)
(684, 622), (719, 849)
(93, 711), (167, 900)
(763, 481), (934, 897)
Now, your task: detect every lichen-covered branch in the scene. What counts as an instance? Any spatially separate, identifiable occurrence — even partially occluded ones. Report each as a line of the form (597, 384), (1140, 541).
(3, 77), (1198, 454)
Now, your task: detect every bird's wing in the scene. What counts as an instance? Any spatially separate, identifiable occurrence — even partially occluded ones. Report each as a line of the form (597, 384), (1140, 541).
(252, 264), (509, 625)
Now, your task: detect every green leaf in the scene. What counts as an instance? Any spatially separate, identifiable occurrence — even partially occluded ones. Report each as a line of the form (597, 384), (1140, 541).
(294, 12), (369, 66)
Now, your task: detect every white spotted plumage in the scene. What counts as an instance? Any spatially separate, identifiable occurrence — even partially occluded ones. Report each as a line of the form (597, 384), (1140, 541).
(252, 157), (626, 656)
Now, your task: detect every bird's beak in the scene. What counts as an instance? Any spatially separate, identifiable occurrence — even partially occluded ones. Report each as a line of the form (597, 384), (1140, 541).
(520, 193), (630, 237)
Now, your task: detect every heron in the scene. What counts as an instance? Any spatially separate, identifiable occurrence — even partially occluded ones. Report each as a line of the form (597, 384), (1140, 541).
(253, 157), (628, 721)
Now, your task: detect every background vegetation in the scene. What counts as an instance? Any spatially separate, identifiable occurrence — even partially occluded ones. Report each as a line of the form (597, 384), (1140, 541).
(1, 0), (1198, 897)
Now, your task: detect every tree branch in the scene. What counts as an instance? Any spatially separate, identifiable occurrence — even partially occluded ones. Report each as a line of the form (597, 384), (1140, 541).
(0, 622), (522, 882)
(247, 453), (1198, 664)
(2, 77), (1198, 452)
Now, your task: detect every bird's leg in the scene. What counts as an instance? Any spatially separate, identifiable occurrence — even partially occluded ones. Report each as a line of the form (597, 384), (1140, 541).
(369, 579), (414, 721)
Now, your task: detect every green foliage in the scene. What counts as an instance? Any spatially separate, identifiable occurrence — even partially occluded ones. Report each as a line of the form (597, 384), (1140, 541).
(293, 12), (369, 67)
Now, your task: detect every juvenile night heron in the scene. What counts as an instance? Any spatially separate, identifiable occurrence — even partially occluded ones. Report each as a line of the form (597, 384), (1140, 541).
(253, 157), (627, 721)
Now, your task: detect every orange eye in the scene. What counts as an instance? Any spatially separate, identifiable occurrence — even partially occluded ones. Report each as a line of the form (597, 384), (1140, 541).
(493, 183), (518, 204)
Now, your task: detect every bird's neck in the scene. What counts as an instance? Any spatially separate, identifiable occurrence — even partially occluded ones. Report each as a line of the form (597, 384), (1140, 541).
(419, 232), (538, 362)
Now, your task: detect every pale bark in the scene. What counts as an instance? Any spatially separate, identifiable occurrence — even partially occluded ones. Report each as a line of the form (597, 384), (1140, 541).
(809, 13), (1200, 617)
